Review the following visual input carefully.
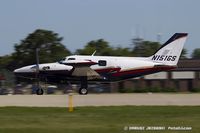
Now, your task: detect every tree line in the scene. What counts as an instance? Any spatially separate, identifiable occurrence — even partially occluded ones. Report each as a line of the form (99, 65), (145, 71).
(0, 29), (199, 72)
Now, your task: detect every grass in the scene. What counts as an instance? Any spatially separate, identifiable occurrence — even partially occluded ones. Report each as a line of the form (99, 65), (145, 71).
(0, 106), (199, 133)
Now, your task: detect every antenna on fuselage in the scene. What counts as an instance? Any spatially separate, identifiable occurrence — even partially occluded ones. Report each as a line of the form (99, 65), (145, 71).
(91, 50), (96, 56)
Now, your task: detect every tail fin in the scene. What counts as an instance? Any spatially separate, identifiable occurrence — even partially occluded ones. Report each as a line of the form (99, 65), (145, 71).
(149, 33), (188, 66)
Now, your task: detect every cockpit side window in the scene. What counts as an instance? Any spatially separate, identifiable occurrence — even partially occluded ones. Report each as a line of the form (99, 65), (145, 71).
(98, 60), (107, 66)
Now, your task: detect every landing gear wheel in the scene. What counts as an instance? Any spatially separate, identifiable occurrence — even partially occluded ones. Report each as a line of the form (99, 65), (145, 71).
(79, 76), (88, 95)
(36, 88), (44, 95)
(79, 88), (88, 95)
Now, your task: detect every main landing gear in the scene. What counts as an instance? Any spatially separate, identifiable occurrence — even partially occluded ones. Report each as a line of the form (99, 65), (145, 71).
(79, 77), (88, 95)
(34, 77), (89, 95)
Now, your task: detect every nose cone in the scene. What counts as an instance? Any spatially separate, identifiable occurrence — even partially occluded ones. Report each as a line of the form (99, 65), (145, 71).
(14, 65), (36, 73)
(14, 68), (20, 73)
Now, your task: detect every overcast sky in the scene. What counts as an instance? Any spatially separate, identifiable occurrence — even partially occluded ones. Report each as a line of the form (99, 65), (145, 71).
(0, 0), (199, 56)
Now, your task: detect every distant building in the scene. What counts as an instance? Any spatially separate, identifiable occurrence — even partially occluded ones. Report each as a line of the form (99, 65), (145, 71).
(110, 59), (200, 92)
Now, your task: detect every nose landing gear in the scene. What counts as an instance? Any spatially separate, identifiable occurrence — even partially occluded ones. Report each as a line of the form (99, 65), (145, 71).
(36, 87), (44, 95)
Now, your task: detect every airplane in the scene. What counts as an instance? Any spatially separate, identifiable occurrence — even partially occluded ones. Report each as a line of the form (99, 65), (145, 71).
(14, 33), (188, 95)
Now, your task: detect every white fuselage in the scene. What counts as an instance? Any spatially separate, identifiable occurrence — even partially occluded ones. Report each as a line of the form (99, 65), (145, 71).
(64, 55), (156, 71)
(14, 55), (174, 82)
(14, 33), (188, 83)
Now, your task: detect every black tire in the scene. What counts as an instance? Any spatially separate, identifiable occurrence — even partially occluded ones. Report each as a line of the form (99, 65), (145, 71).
(79, 88), (88, 95)
(36, 88), (44, 95)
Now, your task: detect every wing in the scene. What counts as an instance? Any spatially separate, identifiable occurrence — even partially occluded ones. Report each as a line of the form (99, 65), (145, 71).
(61, 59), (101, 79)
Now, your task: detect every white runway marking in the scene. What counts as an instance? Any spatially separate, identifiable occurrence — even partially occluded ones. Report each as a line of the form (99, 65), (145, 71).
(0, 93), (199, 107)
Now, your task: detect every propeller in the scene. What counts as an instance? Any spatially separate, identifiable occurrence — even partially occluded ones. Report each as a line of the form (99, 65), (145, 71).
(36, 48), (39, 84)
(35, 48), (43, 95)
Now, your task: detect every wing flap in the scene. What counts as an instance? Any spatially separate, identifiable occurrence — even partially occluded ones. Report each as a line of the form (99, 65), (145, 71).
(72, 66), (101, 79)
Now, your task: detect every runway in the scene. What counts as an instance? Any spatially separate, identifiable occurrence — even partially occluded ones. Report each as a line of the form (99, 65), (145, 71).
(0, 93), (199, 107)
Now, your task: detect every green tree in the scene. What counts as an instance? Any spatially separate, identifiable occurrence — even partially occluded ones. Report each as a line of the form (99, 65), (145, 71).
(132, 37), (161, 57)
(180, 48), (188, 59)
(0, 55), (13, 70)
(192, 48), (200, 59)
(76, 39), (134, 56)
(8, 29), (71, 70)
(112, 47), (133, 56)
(76, 39), (114, 56)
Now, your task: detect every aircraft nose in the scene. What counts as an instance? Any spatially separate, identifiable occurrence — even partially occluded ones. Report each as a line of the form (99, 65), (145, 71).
(14, 68), (25, 73)
(14, 68), (19, 73)
(13, 65), (35, 73)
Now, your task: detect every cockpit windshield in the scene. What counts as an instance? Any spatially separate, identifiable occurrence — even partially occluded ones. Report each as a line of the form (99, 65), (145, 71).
(68, 58), (76, 60)
(58, 57), (66, 63)
(58, 57), (76, 63)
(30, 65), (37, 69)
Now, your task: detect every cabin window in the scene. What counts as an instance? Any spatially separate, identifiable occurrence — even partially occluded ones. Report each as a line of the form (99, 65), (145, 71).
(68, 58), (76, 60)
(98, 60), (107, 66)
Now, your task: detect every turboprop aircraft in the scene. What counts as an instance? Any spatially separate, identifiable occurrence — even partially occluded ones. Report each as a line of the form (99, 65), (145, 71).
(14, 33), (188, 95)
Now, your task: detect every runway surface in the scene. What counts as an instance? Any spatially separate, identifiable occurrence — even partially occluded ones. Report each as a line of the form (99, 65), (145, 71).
(0, 93), (199, 107)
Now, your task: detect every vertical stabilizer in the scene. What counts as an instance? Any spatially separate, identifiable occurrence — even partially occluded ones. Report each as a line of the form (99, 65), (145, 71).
(149, 33), (188, 66)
